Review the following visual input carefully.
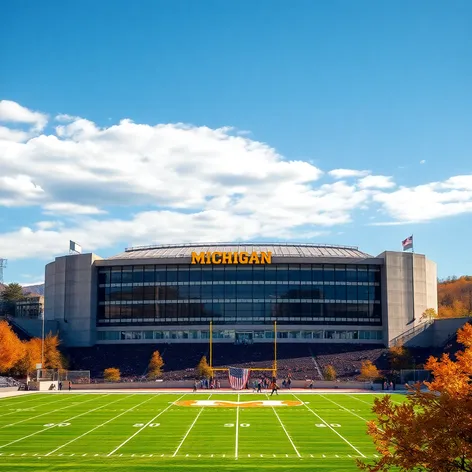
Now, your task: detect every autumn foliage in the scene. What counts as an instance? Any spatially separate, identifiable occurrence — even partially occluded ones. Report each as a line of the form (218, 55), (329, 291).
(104, 367), (121, 382)
(438, 276), (472, 318)
(196, 356), (212, 378)
(357, 322), (472, 472)
(0, 320), (25, 372)
(323, 364), (337, 380)
(358, 360), (380, 381)
(0, 321), (63, 375)
(147, 350), (164, 379)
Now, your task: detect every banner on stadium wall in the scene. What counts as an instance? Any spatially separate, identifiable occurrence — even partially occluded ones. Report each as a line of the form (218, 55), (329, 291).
(191, 251), (272, 265)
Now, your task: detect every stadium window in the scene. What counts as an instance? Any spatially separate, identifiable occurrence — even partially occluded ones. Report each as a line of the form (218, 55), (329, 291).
(143, 266), (155, 283)
(252, 267), (265, 281)
(178, 268), (190, 283)
(132, 266), (144, 284)
(200, 331), (210, 339)
(322, 285), (335, 300)
(313, 330), (323, 338)
(277, 332), (288, 338)
(132, 285), (144, 301)
(188, 285), (201, 299)
(288, 264), (300, 281)
(358, 286), (369, 301)
(201, 268), (213, 282)
(178, 285), (190, 300)
(299, 265), (312, 281)
(223, 284), (235, 299)
(189, 268), (201, 282)
(323, 264), (335, 282)
(143, 331), (153, 340)
(276, 284), (289, 299)
(264, 267), (277, 282)
(289, 331), (300, 338)
(111, 268), (122, 284)
(312, 265), (323, 282)
(98, 268), (110, 285)
(236, 267), (253, 281)
(346, 266), (357, 282)
(357, 265), (368, 282)
(212, 303), (224, 317)
(335, 284), (347, 300)
(224, 267), (237, 281)
(374, 285), (381, 300)
(155, 268), (166, 283)
(265, 331), (274, 338)
(121, 268), (133, 284)
(153, 331), (163, 339)
(166, 267), (178, 283)
(276, 265), (289, 282)
(346, 285), (358, 301)
(212, 268), (225, 282)
(264, 284), (277, 299)
(358, 304), (369, 318)
(236, 284), (252, 299)
(373, 304), (382, 317)
(302, 331), (312, 339)
(131, 305), (143, 320)
(335, 265), (347, 282)
(143, 286), (156, 301)
(252, 285), (265, 299)
(200, 285), (212, 299)
(143, 304), (155, 318)
(163, 286), (178, 300)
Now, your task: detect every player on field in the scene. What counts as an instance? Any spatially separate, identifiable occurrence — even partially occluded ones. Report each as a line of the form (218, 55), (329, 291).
(270, 379), (279, 396)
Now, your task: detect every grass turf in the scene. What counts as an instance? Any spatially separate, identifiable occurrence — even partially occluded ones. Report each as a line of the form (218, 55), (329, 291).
(0, 391), (405, 472)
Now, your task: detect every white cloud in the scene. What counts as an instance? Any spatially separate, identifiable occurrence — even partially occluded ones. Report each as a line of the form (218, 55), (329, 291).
(357, 175), (396, 189)
(328, 169), (370, 179)
(42, 202), (106, 215)
(420, 160), (426, 164)
(0, 100), (47, 131)
(1, 100), (472, 260)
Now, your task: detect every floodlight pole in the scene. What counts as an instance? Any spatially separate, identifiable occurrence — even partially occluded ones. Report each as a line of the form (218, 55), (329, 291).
(41, 309), (45, 367)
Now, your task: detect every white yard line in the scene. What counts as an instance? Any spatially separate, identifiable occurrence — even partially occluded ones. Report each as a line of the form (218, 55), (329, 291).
(44, 394), (155, 456)
(0, 395), (42, 408)
(320, 395), (371, 423)
(292, 394), (366, 458)
(172, 394), (212, 457)
(0, 394), (99, 429)
(0, 396), (69, 418)
(0, 394), (120, 450)
(350, 394), (402, 406)
(107, 394), (186, 457)
(265, 394), (301, 457)
(235, 393), (240, 460)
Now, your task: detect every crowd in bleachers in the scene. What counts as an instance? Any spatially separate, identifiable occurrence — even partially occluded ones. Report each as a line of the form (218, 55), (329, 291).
(0, 376), (21, 387)
(64, 342), (390, 382)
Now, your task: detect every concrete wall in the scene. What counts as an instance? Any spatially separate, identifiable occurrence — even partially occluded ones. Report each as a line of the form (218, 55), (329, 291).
(379, 251), (437, 346)
(45, 253), (102, 347)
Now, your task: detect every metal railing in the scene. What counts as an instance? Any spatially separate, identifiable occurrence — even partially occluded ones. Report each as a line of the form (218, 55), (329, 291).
(391, 320), (434, 346)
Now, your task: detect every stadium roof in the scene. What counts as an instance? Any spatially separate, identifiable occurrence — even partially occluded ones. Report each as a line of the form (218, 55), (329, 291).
(107, 243), (372, 260)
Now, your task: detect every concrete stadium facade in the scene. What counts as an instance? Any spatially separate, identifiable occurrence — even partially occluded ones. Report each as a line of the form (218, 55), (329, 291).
(44, 243), (438, 347)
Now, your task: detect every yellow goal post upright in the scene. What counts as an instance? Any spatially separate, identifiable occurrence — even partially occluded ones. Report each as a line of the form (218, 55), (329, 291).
(209, 320), (278, 380)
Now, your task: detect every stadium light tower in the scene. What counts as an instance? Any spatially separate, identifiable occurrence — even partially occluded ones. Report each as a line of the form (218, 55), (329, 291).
(0, 258), (6, 284)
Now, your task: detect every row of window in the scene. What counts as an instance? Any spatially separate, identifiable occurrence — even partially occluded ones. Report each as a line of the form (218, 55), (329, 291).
(97, 302), (382, 325)
(97, 329), (383, 341)
(98, 284), (381, 302)
(98, 264), (381, 284)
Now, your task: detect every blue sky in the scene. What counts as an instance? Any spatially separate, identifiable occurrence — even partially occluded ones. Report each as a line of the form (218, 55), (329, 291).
(0, 0), (471, 284)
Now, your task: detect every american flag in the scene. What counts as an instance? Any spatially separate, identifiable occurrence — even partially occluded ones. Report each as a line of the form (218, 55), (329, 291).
(402, 235), (413, 251)
(228, 367), (250, 390)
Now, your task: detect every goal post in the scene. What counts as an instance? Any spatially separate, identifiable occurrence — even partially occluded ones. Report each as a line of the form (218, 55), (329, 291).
(209, 321), (278, 384)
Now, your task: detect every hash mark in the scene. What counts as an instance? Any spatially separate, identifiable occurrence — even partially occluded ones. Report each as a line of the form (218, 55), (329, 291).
(286, 454), (289, 457)
(322, 454), (326, 458)
(335, 454), (339, 458)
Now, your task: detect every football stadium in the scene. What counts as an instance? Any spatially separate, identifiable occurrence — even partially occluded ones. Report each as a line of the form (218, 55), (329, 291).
(43, 242), (438, 348)
(2, 242), (453, 472)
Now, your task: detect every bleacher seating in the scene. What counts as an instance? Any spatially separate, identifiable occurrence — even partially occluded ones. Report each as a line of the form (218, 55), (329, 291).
(0, 376), (21, 388)
(65, 343), (389, 381)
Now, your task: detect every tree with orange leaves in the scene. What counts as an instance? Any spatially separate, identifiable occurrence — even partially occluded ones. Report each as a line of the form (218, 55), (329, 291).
(357, 322), (472, 472)
(13, 338), (42, 376)
(0, 320), (25, 373)
(358, 360), (380, 382)
(43, 332), (63, 369)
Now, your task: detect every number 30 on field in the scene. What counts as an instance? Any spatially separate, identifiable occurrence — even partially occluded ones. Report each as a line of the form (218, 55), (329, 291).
(133, 423), (160, 427)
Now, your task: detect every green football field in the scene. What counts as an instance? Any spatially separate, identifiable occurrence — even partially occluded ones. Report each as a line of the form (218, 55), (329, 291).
(0, 391), (405, 472)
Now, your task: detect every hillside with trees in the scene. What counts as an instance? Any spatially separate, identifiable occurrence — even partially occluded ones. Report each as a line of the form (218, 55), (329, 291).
(438, 276), (472, 318)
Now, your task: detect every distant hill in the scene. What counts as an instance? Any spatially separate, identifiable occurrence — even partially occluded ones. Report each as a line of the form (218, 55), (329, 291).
(438, 276), (472, 318)
(22, 284), (45, 296)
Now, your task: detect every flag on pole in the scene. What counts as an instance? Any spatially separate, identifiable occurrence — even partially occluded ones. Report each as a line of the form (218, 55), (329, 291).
(402, 235), (413, 251)
(69, 240), (82, 254)
(228, 367), (250, 390)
